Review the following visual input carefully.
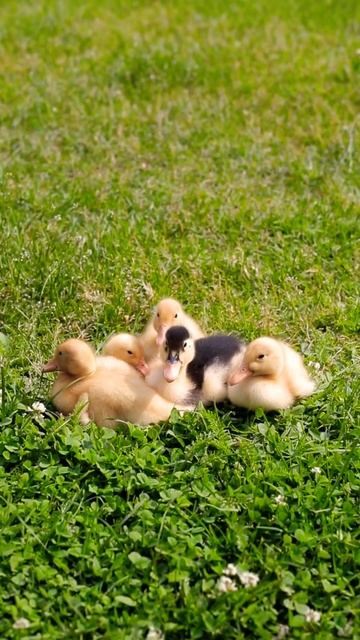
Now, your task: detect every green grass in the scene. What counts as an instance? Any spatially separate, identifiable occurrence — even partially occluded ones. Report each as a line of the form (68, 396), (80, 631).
(0, 0), (359, 637)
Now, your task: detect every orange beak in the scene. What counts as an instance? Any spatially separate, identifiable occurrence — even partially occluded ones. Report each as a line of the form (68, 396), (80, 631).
(228, 367), (251, 386)
(163, 361), (181, 382)
(42, 358), (59, 373)
(156, 325), (168, 346)
(136, 360), (150, 376)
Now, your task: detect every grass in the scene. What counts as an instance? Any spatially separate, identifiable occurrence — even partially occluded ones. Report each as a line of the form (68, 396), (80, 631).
(0, 0), (359, 637)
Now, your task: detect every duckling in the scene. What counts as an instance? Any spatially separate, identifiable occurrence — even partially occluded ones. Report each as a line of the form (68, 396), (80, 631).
(146, 326), (245, 407)
(140, 298), (205, 362)
(227, 336), (316, 411)
(43, 338), (183, 428)
(43, 339), (96, 423)
(102, 333), (149, 376)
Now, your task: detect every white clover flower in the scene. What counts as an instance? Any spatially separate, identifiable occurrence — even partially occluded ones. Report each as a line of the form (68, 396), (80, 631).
(217, 575), (238, 593)
(13, 618), (31, 629)
(338, 622), (353, 637)
(311, 467), (321, 475)
(273, 624), (290, 639)
(146, 627), (164, 640)
(305, 608), (321, 623)
(223, 563), (238, 576)
(275, 494), (287, 506)
(238, 571), (260, 588)
(31, 401), (46, 414)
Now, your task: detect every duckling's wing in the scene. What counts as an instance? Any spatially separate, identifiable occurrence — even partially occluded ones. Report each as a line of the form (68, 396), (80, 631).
(187, 335), (245, 402)
(282, 344), (315, 398)
(189, 335), (244, 377)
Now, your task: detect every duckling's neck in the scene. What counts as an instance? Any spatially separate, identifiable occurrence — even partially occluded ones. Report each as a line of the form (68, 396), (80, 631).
(252, 369), (282, 381)
(178, 363), (189, 381)
(51, 368), (95, 403)
(67, 366), (96, 380)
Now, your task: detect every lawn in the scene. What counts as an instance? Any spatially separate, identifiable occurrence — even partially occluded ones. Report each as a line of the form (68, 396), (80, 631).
(0, 0), (359, 638)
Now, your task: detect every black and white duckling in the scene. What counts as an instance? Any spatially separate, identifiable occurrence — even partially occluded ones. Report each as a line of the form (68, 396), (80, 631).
(145, 326), (246, 407)
(227, 336), (316, 411)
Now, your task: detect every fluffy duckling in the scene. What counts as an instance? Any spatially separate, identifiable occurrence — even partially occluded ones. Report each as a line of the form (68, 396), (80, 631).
(43, 338), (182, 428)
(102, 333), (149, 376)
(146, 326), (245, 407)
(140, 298), (205, 362)
(227, 336), (316, 411)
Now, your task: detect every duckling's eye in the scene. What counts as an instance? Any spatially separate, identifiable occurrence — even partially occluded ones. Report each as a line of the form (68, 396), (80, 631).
(174, 313), (178, 318)
(127, 350), (133, 355)
(156, 312), (160, 318)
(257, 354), (265, 360)
(58, 351), (63, 356)
(183, 341), (187, 348)
(164, 344), (168, 351)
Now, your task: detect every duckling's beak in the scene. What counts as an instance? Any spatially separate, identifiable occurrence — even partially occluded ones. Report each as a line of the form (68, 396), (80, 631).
(42, 358), (59, 373)
(228, 367), (251, 386)
(156, 325), (168, 346)
(163, 352), (181, 382)
(136, 360), (150, 376)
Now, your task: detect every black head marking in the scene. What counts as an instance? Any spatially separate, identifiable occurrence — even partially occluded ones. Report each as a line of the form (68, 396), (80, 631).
(165, 326), (191, 351)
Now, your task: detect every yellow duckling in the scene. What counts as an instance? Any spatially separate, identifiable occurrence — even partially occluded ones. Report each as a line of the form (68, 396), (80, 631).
(43, 338), (182, 427)
(140, 298), (204, 362)
(102, 333), (149, 376)
(227, 337), (316, 411)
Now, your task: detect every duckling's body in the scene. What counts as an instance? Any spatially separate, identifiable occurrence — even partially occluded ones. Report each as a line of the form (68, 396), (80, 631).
(227, 337), (315, 411)
(146, 352), (197, 407)
(187, 334), (246, 404)
(282, 345), (316, 398)
(102, 333), (149, 376)
(140, 298), (204, 362)
(146, 327), (245, 406)
(43, 339), (180, 427)
(228, 375), (295, 411)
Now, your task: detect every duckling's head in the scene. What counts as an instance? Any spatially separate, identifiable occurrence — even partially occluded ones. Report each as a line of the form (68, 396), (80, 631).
(42, 339), (96, 377)
(103, 333), (149, 375)
(153, 298), (184, 346)
(228, 337), (284, 385)
(162, 326), (195, 382)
